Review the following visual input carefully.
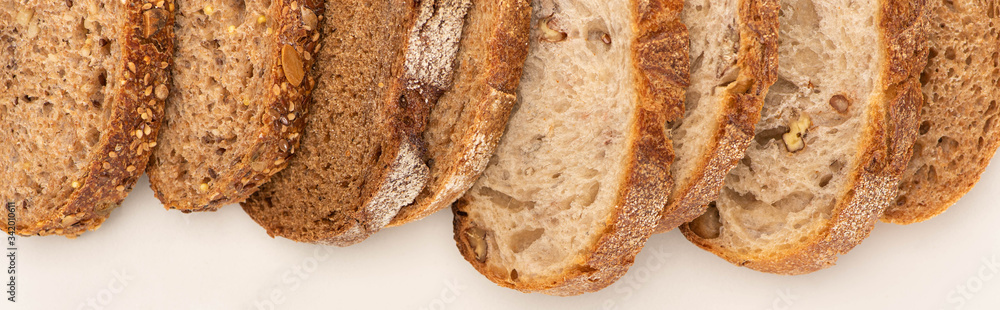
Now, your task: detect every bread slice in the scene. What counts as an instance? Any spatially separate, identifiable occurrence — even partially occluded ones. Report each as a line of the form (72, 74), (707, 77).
(0, 0), (174, 237)
(883, 0), (1000, 224)
(453, 0), (688, 295)
(680, 0), (928, 274)
(146, 0), (323, 212)
(653, 0), (779, 232)
(387, 0), (532, 227)
(241, 0), (471, 246)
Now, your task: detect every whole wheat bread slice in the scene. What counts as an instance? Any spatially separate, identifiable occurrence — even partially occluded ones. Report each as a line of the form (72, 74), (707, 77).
(883, 0), (1000, 224)
(146, 0), (323, 212)
(1, 0), (175, 237)
(681, 0), (928, 274)
(453, 0), (688, 295)
(653, 0), (779, 232)
(241, 0), (470, 246)
(387, 0), (532, 227)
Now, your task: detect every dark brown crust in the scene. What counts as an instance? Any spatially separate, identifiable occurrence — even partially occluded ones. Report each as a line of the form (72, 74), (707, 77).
(5, 0), (176, 237)
(147, 0), (324, 212)
(453, 0), (688, 295)
(388, 0), (532, 227)
(883, 0), (1000, 224)
(655, 0), (779, 232)
(681, 0), (929, 274)
(241, 0), (469, 246)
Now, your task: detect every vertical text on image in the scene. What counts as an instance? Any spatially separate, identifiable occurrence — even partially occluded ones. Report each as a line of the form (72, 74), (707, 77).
(6, 201), (16, 303)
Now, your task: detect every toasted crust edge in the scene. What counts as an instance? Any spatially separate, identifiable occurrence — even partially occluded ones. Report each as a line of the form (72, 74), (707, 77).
(146, 0), (324, 213)
(453, 0), (688, 295)
(655, 0), (779, 233)
(388, 0), (532, 227)
(8, 0), (176, 237)
(680, 0), (929, 274)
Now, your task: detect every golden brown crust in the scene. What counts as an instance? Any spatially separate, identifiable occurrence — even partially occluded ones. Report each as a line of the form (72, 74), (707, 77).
(655, 0), (779, 232)
(389, 0), (531, 227)
(680, 0), (929, 274)
(883, 0), (1000, 224)
(453, 0), (688, 295)
(8, 0), (176, 237)
(147, 0), (323, 212)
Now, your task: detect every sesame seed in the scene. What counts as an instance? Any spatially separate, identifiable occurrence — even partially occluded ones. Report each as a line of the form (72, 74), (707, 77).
(143, 125), (151, 135)
(136, 129), (144, 138)
(116, 185), (125, 191)
(126, 165), (136, 172)
(287, 113), (295, 121)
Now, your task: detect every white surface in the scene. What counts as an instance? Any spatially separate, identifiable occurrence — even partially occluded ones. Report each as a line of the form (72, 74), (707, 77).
(7, 157), (1000, 310)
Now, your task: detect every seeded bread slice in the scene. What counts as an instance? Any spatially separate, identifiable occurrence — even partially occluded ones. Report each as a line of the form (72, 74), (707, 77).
(146, 0), (323, 212)
(883, 0), (1000, 224)
(653, 0), (779, 232)
(453, 0), (688, 295)
(242, 0), (470, 246)
(681, 0), (928, 274)
(387, 0), (532, 227)
(0, 0), (175, 237)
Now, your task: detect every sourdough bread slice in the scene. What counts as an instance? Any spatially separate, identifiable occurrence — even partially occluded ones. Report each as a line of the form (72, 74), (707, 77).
(654, 0), (779, 232)
(883, 0), (1000, 224)
(241, 0), (470, 246)
(0, 0), (174, 236)
(681, 0), (928, 274)
(146, 0), (323, 212)
(453, 0), (688, 295)
(387, 0), (532, 227)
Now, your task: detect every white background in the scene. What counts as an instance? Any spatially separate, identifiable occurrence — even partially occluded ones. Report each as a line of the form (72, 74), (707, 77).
(6, 157), (1000, 310)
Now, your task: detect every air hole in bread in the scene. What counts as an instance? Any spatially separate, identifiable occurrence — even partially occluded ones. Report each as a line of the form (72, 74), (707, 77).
(937, 136), (958, 155)
(927, 165), (939, 182)
(98, 38), (110, 56)
(942, 0), (955, 11)
(479, 187), (534, 212)
(830, 160), (845, 172)
(691, 52), (705, 73)
(770, 77), (797, 95)
(919, 121), (932, 135)
(510, 228), (544, 253)
(818, 174), (833, 187)
(987, 100), (997, 115)
(690, 203), (721, 239)
(40, 101), (53, 116)
(754, 126), (788, 147)
(85, 127), (101, 147)
(578, 181), (601, 207)
(985, 116), (997, 133)
(585, 20), (611, 54)
(979, 136), (986, 149)
(509, 269), (519, 281)
(775, 191), (814, 213)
